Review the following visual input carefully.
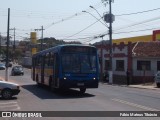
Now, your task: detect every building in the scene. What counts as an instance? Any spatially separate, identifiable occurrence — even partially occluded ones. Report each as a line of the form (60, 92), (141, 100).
(95, 30), (160, 84)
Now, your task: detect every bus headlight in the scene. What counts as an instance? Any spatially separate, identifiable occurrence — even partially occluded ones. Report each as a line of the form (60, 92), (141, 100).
(93, 78), (96, 80)
(64, 77), (67, 80)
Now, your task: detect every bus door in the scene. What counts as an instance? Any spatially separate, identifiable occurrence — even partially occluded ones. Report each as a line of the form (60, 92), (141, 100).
(53, 53), (59, 88)
(41, 55), (45, 84)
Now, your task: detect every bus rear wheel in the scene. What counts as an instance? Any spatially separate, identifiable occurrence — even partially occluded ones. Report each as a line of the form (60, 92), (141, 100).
(79, 88), (86, 94)
(157, 83), (160, 88)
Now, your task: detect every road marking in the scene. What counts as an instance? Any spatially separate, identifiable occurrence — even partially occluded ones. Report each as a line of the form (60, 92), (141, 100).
(112, 98), (159, 111)
(0, 101), (21, 110)
(0, 104), (19, 108)
(10, 106), (21, 110)
(0, 101), (17, 105)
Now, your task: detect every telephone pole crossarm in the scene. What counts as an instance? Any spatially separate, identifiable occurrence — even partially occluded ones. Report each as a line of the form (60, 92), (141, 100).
(35, 26), (45, 51)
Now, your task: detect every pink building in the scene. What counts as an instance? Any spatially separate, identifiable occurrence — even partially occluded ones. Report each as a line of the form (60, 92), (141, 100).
(95, 41), (160, 84)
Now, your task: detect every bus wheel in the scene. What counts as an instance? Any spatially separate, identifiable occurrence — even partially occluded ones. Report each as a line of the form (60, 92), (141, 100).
(79, 88), (86, 94)
(36, 75), (39, 82)
(157, 83), (160, 88)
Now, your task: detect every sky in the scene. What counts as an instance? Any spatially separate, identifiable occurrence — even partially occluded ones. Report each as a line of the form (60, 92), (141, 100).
(1, 0), (160, 44)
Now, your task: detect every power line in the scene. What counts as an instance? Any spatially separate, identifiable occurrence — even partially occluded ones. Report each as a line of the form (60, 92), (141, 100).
(116, 7), (160, 16)
(114, 15), (160, 32)
(113, 27), (160, 35)
(80, 26), (160, 44)
(62, 18), (102, 40)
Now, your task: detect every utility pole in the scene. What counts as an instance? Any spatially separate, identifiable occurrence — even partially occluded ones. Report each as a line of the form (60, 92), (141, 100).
(103, 0), (114, 84)
(5, 8), (10, 81)
(109, 0), (113, 81)
(10, 27), (16, 52)
(35, 26), (45, 51)
(109, 0), (113, 71)
(10, 27), (16, 60)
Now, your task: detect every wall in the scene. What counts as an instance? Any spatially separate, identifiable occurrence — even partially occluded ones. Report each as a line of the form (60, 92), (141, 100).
(96, 42), (132, 84)
(132, 57), (160, 83)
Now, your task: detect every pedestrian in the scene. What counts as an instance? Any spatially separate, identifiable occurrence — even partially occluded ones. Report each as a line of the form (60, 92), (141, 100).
(103, 71), (109, 82)
(126, 69), (130, 86)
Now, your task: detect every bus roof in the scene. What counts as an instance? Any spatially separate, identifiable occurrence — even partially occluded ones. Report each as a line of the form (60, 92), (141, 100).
(32, 44), (96, 57)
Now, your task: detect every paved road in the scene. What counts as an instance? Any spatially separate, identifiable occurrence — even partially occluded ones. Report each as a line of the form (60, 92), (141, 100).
(0, 67), (160, 120)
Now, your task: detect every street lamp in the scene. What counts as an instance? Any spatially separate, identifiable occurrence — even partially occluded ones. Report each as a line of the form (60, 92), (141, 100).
(83, 6), (109, 81)
(89, 6), (103, 19)
(82, 10), (108, 28)
(90, 1), (114, 84)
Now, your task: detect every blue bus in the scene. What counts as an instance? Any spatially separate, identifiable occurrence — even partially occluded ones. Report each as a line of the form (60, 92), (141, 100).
(31, 44), (99, 93)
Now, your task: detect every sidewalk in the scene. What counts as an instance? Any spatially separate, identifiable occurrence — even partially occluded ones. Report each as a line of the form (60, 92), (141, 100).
(101, 82), (160, 90)
(129, 83), (159, 90)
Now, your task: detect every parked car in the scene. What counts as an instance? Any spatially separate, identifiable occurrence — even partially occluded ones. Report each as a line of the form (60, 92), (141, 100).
(0, 63), (6, 70)
(11, 65), (24, 76)
(0, 80), (20, 99)
(1, 58), (12, 62)
(154, 71), (160, 88)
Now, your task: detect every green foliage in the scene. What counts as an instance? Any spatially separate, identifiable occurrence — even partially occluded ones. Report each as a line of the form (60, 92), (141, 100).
(37, 37), (82, 50)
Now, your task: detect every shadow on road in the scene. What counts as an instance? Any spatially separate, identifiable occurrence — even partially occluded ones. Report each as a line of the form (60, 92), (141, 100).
(21, 84), (95, 99)
(0, 97), (18, 101)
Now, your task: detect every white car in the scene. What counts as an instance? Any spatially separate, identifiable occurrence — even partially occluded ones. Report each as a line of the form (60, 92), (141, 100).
(0, 63), (5, 70)
(154, 71), (160, 88)
(0, 80), (20, 99)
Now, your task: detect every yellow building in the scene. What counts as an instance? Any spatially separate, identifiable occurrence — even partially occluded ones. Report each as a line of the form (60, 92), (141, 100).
(113, 35), (152, 44)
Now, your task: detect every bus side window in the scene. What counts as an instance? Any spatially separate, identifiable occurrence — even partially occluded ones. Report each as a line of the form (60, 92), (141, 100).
(49, 53), (54, 66)
(37, 56), (40, 66)
(47, 52), (51, 66)
(44, 55), (47, 67)
(34, 57), (36, 66)
(44, 53), (49, 67)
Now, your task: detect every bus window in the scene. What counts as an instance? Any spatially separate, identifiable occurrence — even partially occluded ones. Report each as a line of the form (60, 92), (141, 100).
(62, 54), (96, 73)
(47, 52), (51, 66)
(37, 56), (42, 66)
(44, 53), (50, 67)
(62, 54), (80, 73)
(89, 55), (97, 72)
(80, 54), (96, 73)
(49, 53), (54, 67)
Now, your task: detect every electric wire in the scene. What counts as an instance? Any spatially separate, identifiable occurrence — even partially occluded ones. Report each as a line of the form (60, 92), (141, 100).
(2, 5), (160, 42)
(62, 18), (102, 40)
(116, 7), (160, 16)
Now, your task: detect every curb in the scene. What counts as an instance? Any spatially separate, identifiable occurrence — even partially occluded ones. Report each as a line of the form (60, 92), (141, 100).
(100, 82), (160, 90)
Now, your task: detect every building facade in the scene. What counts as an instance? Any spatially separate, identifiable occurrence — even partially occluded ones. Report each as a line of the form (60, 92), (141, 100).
(95, 30), (160, 84)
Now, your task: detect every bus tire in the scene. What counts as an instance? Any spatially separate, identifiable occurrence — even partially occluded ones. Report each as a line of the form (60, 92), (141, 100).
(49, 77), (57, 92)
(36, 75), (41, 86)
(79, 88), (86, 94)
(49, 77), (53, 90)
(2, 88), (13, 99)
(157, 83), (160, 88)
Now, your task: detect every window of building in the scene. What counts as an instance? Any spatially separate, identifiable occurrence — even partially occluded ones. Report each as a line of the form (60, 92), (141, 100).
(157, 61), (160, 71)
(116, 60), (124, 71)
(137, 60), (151, 70)
(105, 60), (110, 70)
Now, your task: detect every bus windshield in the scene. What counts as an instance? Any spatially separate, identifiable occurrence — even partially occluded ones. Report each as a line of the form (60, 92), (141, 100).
(62, 54), (97, 73)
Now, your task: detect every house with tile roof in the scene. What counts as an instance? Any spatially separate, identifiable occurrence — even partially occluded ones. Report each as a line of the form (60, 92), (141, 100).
(95, 41), (160, 84)
(131, 41), (160, 84)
